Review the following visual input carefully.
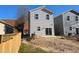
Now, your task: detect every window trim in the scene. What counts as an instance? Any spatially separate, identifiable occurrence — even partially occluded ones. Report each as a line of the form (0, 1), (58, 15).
(70, 27), (72, 30)
(67, 16), (70, 21)
(37, 27), (40, 31)
(46, 14), (49, 20)
(68, 33), (72, 36)
(75, 16), (78, 21)
(35, 14), (39, 19)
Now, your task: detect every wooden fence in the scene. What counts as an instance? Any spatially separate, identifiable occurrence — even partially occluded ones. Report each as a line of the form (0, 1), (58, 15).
(0, 33), (21, 53)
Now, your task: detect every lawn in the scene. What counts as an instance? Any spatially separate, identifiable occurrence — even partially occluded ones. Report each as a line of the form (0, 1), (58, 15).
(18, 43), (47, 53)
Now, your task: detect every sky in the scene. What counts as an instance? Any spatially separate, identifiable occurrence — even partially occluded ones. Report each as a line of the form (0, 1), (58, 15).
(0, 5), (79, 20)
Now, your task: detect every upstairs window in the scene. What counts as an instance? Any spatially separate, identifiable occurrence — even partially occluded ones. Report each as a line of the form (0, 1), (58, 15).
(75, 16), (78, 21)
(37, 27), (40, 31)
(46, 15), (49, 20)
(35, 14), (38, 19)
(67, 16), (70, 21)
(70, 27), (72, 30)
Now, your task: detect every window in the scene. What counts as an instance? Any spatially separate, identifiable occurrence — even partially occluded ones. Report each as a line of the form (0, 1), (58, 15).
(35, 14), (38, 19)
(76, 28), (79, 35)
(67, 16), (70, 21)
(37, 27), (40, 31)
(70, 27), (72, 30)
(75, 16), (78, 21)
(45, 28), (52, 35)
(5, 25), (14, 34)
(68, 33), (72, 36)
(46, 15), (49, 20)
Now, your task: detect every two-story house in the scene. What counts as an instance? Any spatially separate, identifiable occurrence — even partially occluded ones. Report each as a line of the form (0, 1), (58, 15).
(54, 10), (79, 36)
(28, 6), (54, 36)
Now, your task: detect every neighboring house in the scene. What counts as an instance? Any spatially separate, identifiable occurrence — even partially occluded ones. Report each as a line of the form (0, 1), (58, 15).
(0, 20), (17, 35)
(3, 19), (28, 34)
(29, 6), (54, 36)
(54, 10), (79, 36)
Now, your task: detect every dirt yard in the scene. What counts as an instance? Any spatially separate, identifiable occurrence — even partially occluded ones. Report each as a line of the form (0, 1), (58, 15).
(24, 36), (79, 53)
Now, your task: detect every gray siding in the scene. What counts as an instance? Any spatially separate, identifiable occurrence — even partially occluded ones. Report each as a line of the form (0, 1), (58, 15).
(30, 8), (54, 36)
(54, 15), (64, 35)
(63, 12), (79, 36)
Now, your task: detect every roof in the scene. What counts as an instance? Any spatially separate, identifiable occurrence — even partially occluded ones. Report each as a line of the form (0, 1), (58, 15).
(69, 10), (79, 16)
(41, 8), (53, 14)
(0, 20), (14, 27)
(3, 19), (16, 27)
(63, 9), (79, 16)
(55, 9), (79, 18)
(30, 6), (53, 14)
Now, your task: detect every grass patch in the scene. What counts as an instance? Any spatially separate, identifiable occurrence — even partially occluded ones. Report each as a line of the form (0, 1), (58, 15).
(18, 43), (47, 53)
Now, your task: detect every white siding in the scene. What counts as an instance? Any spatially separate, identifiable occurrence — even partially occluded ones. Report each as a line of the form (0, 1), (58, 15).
(30, 8), (54, 36)
(0, 23), (5, 35)
(63, 12), (79, 36)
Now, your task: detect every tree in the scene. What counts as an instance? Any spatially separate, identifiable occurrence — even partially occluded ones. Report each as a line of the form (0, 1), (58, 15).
(16, 5), (29, 38)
